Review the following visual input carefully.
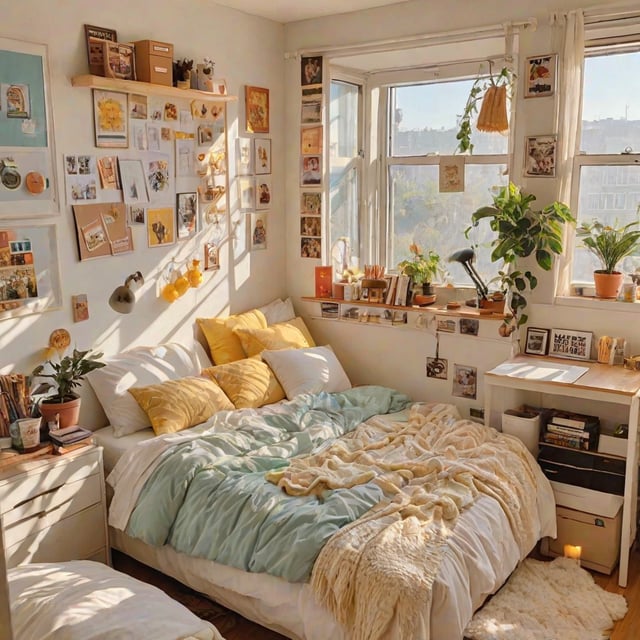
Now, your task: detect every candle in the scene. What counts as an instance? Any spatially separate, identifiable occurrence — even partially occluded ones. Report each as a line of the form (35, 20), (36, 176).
(564, 544), (582, 564)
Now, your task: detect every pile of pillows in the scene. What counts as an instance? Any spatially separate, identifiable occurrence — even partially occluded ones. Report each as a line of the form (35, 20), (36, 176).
(87, 298), (352, 438)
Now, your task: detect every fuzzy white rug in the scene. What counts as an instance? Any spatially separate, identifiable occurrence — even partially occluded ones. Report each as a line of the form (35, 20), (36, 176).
(464, 557), (627, 640)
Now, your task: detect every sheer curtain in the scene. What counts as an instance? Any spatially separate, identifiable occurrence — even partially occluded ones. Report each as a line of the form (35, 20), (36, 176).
(552, 10), (584, 296)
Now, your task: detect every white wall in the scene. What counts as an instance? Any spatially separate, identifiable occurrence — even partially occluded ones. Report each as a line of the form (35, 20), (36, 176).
(0, 0), (286, 424)
(284, 0), (640, 413)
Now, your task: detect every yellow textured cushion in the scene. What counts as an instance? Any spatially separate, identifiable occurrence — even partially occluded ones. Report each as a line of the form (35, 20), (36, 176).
(128, 376), (234, 435)
(286, 317), (316, 347)
(234, 320), (312, 358)
(196, 309), (267, 364)
(201, 357), (285, 409)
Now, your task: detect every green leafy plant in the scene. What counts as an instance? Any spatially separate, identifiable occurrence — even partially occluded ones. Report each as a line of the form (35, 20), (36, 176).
(32, 349), (105, 404)
(455, 66), (512, 155)
(575, 219), (640, 274)
(467, 182), (574, 328)
(397, 243), (441, 284)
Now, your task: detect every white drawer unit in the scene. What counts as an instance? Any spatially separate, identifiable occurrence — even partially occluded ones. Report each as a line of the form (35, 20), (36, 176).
(0, 445), (109, 569)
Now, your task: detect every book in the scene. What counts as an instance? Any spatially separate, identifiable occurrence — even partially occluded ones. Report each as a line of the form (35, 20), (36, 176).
(543, 431), (589, 451)
(394, 275), (410, 307)
(384, 275), (398, 305)
(551, 410), (599, 429)
(52, 436), (93, 455)
(546, 423), (591, 439)
(49, 425), (93, 446)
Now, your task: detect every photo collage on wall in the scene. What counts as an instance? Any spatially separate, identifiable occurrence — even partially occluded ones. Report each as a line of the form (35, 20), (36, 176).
(64, 86), (229, 260)
(300, 55), (322, 258)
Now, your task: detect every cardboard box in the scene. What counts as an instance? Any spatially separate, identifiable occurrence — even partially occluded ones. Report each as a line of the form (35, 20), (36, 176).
(541, 504), (622, 574)
(133, 40), (173, 86)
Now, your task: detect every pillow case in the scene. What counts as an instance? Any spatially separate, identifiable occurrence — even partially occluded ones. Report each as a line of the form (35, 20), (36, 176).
(258, 297), (296, 325)
(197, 309), (267, 365)
(234, 323), (309, 358)
(202, 357), (285, 408)
(261, 345), (352, 399)
(128, 376), (233, 435)
(86, 343), (210, 438)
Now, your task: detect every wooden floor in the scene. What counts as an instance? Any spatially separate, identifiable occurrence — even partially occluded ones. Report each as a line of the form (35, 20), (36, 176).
(114, 545), (640, 639)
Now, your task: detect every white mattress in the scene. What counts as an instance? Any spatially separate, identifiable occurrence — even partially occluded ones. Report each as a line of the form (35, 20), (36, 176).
(102, 411), (557, 640)
(93, 424), (155, 474)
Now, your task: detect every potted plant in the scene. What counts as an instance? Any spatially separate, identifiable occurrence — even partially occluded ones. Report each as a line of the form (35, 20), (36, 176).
(174, 58), (193, 89)
(31, 348), (105, 428)
(467, 182), (574, 333)
(576, 219), (640, 299)
(397, 243), (441, 295)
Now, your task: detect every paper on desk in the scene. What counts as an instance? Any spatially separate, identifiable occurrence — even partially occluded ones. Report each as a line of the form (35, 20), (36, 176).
(488, 360), (589, 383)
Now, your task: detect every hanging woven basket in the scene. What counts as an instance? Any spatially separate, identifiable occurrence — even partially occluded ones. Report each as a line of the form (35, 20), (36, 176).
(477, 84), (508, 133)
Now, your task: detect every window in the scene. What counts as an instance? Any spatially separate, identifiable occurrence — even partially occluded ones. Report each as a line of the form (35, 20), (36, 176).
(329, 79), (362, 273)
(571, 45), (640, 286)
(384, 77), (509, 285)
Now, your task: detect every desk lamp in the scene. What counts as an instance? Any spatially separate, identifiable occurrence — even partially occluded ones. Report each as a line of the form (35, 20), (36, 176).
(448, 249), (489, 304)
(109, 271), (144, 314)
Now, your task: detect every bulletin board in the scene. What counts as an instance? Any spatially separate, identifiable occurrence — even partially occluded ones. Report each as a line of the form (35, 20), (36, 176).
(0, 37), (59, 217)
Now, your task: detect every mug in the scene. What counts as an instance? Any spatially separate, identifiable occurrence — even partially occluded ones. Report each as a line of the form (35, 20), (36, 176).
(9, 417), (42, 453)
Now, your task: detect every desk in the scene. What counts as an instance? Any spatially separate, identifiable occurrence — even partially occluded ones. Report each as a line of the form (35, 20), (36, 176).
(484, 354), (640, 587)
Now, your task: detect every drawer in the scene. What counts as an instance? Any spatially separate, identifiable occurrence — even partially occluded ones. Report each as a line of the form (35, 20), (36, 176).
(538, 443), (625, 474)
(5, 502), (106, 568)
(2, 472), (102, 546)
(538, 459), (625, 496)
(0, 448), (101, 516)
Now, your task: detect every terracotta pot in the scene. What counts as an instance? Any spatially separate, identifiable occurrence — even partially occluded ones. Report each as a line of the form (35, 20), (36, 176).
(39, 396), (81, 429)
(593, 271), (624, 299)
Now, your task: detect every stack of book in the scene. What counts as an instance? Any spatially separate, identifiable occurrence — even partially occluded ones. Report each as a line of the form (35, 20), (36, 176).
(48, 426), (94, 454)
(543, 410), (600, 451)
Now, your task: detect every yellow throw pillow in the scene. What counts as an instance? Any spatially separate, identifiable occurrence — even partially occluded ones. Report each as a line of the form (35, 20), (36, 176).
(196, 309), (267, 364)
(234, 321), (311, 358)
(286, 317), (316, 347)
(202, 357), (285, 409)
(128, 376), (234, 435)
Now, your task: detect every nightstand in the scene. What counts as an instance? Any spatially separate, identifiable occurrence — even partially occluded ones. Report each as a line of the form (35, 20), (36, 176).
(0, 445), (110, 569)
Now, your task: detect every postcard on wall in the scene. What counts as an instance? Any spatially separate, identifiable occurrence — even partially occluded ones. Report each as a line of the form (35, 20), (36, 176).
(147, 206), (175, 247)
(93, 89), (128, 148)
(118, 159), (149, 204)
(245, 85), (269, 133)
(97, 156), (120, 189)
(524, 134), (557, 178)
(301, 237), (321, 258)
(176, 139), (196, 177)
(251, 212), (267, 250)
(144, 153), (172, 203)
(524, 54), (557, 98)
(64, 154), (99, 204)
(147, 123), (161, 151)
(439, 156), (465, 192)
(300, 126), (322, 155)
(129, 93), (148, 119)
(236, 138), (254, 175)
(128, 205), (145, 225)
(301, 95), (322, 125)
(238, 177), (255, 210)
(301, 155), (322, 186)
(256, 176), (272, 210)
(301, 191), (321, 215)
(176, 192), (198, 240)
(301, 55), (323, 86)
(131, 122), (148, 151)
(72, 293), (89, 322)
(301, 216), (321, 237)
(452, 364), (477, 399)
(254, 138), (271, 175)
(204, 242), (220, 271)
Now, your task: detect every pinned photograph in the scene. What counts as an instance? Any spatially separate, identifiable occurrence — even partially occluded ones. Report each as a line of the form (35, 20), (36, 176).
(72, 293), (89, 322)
(301, 56), (323, 86)
(255, 138), (271, 175)
(301, 155), (321, 186)
(452, 364), (477, 399)
(198, 125), (214, 146)
(147, 207), (175, 247)
(81, 217), (108, 253)
(97, 156), (120, 190)
(301, 216), (321, 237)
(439, 156), (464, 193)
(176, 192), (198, 240)
(129, 93), (148, 119)
(128, 205), (145, 225)
(437, 319), (456, 333)
(251, 212), (267, 250)
(301, 86), (322, 124)
(460, 318), (479, 336)
(300, 126), (322, 155)
(301, 237), (321, 258)
(524, 134), (557, 178)
(301, 191), (321, 215)
(256, 177), (272, 210)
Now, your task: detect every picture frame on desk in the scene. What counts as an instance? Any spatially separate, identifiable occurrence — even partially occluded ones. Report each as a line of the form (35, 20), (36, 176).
(549, 327), (593, 361)
(525, 326), (550, 355)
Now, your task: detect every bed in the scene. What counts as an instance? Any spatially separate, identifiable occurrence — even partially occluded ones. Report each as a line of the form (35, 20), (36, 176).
(85, 309), (556, 640)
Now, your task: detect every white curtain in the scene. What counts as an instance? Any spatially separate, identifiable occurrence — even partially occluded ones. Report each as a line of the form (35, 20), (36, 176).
(552, 9), (584, 296)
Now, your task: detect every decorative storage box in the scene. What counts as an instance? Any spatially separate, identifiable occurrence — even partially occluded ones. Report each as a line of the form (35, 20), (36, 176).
(541, 504), (622, 574)
(502, 409), (541, 456)
(133, 40), (173, 86)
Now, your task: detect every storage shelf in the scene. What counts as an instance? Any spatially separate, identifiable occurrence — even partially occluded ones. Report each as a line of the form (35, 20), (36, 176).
(71, 74), (237, 102)
(301, 296), (507, 320)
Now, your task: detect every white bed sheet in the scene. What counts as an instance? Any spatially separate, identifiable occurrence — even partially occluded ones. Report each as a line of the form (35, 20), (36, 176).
(93, 424), (155, 475)
(101, 411), (557, 640)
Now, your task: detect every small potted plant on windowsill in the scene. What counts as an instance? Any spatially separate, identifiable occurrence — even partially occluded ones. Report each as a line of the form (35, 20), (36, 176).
(576, 218), (640, 299)
(398, 243), (441, 302)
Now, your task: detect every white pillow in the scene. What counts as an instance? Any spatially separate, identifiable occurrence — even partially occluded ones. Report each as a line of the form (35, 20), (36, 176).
(261, 345), (352, 399)
(258, 297), (296, 325)
(86, 342), (211, 437)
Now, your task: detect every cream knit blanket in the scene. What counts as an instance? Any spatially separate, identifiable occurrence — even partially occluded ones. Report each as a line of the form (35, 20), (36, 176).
(268, 403), (542, 640)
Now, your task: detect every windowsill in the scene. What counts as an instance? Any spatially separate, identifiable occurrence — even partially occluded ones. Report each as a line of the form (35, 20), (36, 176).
(555, 295), (640, 312)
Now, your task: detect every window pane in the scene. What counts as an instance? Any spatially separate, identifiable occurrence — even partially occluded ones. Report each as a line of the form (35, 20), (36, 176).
(388, 164), (508, 285)
(573, 164), (640, 282)
(581, 51), (640, 154)
(329, 80), (360, 267)
(390, 81), (509, 156)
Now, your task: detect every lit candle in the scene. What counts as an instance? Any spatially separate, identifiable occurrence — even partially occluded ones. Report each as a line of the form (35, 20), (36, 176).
(564, 544), (582, 564)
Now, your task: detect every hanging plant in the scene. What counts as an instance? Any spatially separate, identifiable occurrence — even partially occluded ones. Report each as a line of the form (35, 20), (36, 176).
(455, 65), (513, 155)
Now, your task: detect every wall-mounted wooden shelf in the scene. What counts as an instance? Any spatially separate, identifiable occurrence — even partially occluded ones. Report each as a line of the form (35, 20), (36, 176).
(71, 74), (237, 102)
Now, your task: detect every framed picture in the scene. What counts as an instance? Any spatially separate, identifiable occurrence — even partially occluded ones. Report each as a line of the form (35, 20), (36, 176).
(251, 212), (267, 250)
(301, 56), (323, 86)
(301, 191), (321, 215)
(0, 37), (59, 218)
(237, 138), (253, 175)
(118, 159), (148, 204)
(204, 242), (220, 271)
(254, 138), (271, 175)
(549, 328), (593, 361)
(301, 155), (322, 186)
(301, 237), (321, 258)
(300, 125), (322, 154)
(93, 89), (128, 148)
(301, 216), (321, 237)
(524, 327), (550, 355)
(439, 156), (464, 193)
(238, 177), (255, 210)
(245, 85), (269, 133)
(256, 176), (272, 210)
(176, 192), (198, 240)
(84, 24), (117, 76)
(147, 206), (175, 247)
(524, 54), (557, 98)
(524, 134), (557, 178)
(459, 318), (479, 336)
(453, 364), (477, 399)
(426, 357), (448, 380)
